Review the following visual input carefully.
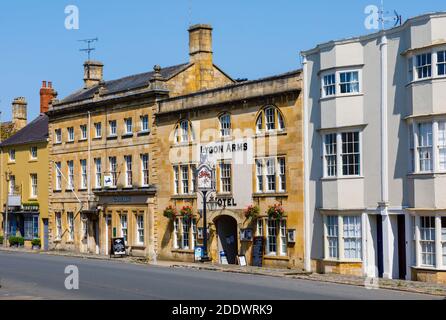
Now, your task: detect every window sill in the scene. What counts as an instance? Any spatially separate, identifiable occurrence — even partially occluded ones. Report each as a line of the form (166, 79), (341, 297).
(319, 93), (364, 101)
(53, 190), (62, 193)
(408, 172), (446, 178)
(66, 141), (75, 144)
(93, 137), (103, 141)
(122, 133), (134, 139)
(137, 130), (151, 137)
(252, 192), (288, 198)
(172, 249), (194, 254)
(406, 75), (446, 87)
(323, 258), (363, 264)
(171, 194), (197, 200)
(107, 135), (118, 140)
(320, 176), (364, 181)
(53, 142), (62, 146)
(264, 255), (290, 261)
(78, 139), (87, 142)
(254, 131), (287, 138)
(77, 189), (87, 192)
(412, 266), (446, 272)
(29, 159), (38, 163)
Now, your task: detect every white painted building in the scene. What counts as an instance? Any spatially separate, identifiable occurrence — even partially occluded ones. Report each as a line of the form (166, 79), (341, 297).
(302, 12), (446, 283)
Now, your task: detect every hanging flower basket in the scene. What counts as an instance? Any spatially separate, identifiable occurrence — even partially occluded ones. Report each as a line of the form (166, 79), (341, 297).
(180, 206), (194, 221)
(244, 205), (260, 220)
(267, 204), (285, 220)
(163, 205), (178, 220)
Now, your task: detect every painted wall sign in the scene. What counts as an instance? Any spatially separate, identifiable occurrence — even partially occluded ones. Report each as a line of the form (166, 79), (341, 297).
(112, 196), (132, 203)
(216, 197), (238, 208)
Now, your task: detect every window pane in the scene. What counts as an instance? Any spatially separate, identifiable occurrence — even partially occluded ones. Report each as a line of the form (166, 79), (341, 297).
(418, 123), (433, 172)
(341, 132), (360, 176)
(326, 216), (339, 259)
(420, 216), (436, 266)
(343, 216), (362, 259)
(340, 71), (359, 94)
(324, 134), (337, 177)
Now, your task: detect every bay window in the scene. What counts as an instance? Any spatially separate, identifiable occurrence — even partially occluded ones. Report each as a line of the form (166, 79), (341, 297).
(323, 131), (361, 178)
(412, 120), (446, 173)
(339, 71), (360, 94)
(420, 216), (436, 266)
(323, 215), (362, 261)
(438, 122), (446, 170)
(323, 74), (336, 97)
(416, 53), (432, 79)
(438, 51), (446, 76)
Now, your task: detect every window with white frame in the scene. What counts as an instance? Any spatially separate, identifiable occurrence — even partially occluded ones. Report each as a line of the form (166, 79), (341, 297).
(326, 216), (339, 259)
(67, 212), (74, 242)
(220, 114), (231, 137)
(339, 71), (360, 94)
(438, 51), (446, 76)
(219, 163), (232, 193)
(30, 174), (38, 198)
(173, 217), (197, 250)
(95, 158), (102, 188)
(24, 215), (39, 240)
(55, 212), (62, 240)
(30, 146), (37, 159)
(256, 219), (264, 237)
(173, 166), (180, 194)
(323, 131), (361, 177)
(109, 157), (117, 187)
(438, 122), (446, 171)
(80, 159), (87, 189)
(266, 158), (276, 192)
(265, 219), (287, 256)
(416, 53), (432, 79)
(9, 175), (15, 195)
(81, 215), (88, 240)
(124, 155), (133, 187)
(323, 73), (336, 97)
(67, 160), (74, 190)
(324, 133), (337, 177)
(95, 122), (102, 138)
(255, 106), (285, 133)
(109, 120), (117, 136)
(80, 124), (87, 140)
(136, 214), (144, 245)
(120, 214), (128, 243)
(256, 160), (264, 192)
(9, 149), (15, 162)
(140, 115), (149, 132)
(55, 129), (62, 144)
(420, 216), (436, 266)
(181, 165), (189, 194)
(255, 158), (287, 193)
(141, 154), (149, 187)
(67, 127), (74, 142)
(418, 123), (433, 172)
(341, 132), (360, 176)
(324, 215), (362, 261)
(55, 162), (62, 191)
(191, 164), (197, 193)
(125, 118), (133, 134)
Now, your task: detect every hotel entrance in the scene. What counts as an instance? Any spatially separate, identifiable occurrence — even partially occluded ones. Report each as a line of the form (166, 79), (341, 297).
(215, 215), (238, 264)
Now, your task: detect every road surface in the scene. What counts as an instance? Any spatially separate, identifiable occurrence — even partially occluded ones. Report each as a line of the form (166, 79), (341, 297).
(0, 251), (440, 300)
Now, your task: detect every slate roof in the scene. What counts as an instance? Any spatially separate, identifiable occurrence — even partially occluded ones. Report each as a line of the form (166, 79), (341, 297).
(59, 63), (191, 105)
(0, 114), (48, 147)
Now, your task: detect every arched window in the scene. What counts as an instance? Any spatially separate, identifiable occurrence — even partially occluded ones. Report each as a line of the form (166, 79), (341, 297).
(174, 120), (194, 144)
(219, 114), (231, 137)
(255, 106), (286, 133)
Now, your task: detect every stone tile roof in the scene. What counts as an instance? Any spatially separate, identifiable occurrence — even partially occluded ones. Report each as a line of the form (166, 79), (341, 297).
(0, 114), (48, 147)
(59, 63), (191, 104)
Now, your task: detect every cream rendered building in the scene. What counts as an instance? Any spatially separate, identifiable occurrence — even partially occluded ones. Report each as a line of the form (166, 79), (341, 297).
(302, 12), (446, 283)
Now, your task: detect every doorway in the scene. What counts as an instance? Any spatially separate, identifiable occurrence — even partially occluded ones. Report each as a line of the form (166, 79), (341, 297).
(216, 215), (238, 264)
(43, 219), (49, 251)
(397, 215), (407, 280)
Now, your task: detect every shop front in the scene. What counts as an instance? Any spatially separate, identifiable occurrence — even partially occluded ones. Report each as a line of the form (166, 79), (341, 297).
(2, 202), (41, 249)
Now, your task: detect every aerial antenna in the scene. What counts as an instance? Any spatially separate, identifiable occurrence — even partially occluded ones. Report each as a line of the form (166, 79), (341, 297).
(79, 38), (99, 61)
(379, 0), (402, 30)
(188, 0), (192, 26)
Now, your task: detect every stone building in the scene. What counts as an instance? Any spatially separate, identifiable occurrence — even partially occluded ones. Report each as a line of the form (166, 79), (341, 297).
(47, 24), (234, 257)
(0, 81), (55, 249)
(155, 71), (304, 268)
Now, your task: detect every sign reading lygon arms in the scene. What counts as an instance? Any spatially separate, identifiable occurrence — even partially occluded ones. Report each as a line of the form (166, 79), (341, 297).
(197, 139), (253, 211)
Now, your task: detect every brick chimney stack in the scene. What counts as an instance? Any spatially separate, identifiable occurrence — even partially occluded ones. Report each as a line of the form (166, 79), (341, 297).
(40, 81), (57, 114)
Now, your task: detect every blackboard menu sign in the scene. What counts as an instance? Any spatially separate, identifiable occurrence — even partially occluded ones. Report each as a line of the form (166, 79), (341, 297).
(112, 238), (126, 256)
(252, 236), (264, 267)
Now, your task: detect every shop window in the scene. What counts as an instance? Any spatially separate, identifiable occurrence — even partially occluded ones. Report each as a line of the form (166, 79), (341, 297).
(24, 216), (39, 240)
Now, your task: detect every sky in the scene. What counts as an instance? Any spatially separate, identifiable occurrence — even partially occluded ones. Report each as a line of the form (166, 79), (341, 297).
(0, 0), (444, 121)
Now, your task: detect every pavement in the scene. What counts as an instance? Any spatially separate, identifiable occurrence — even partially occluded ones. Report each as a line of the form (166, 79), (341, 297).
(0, 247), (445, 299)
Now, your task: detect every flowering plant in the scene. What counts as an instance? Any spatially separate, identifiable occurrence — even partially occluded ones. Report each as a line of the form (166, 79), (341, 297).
(180, 206), (194, 220)
(163, 205), (178, 220)
(267, 204), (285, 220)
(244, 205), (260, 219)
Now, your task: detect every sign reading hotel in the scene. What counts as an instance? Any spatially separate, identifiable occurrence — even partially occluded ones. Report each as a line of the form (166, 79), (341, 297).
(197, 139), (253, 211)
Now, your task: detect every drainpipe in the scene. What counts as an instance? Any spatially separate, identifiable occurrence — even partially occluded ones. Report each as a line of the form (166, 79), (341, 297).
(302, 54), (312, 272)
(87, 111), (92, 208)
(380, 32), (392, 279)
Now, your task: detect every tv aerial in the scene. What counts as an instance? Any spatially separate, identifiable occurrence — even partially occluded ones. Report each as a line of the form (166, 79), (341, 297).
(379, 0), (402, 30)
(79, 38), (99, 61)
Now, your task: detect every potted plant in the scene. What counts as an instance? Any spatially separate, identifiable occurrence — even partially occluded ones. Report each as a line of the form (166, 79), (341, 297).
(180, 206), (194, 221)
(163, 205), (178, 220)
(9, 236), (18, 247)
(32, 238), (41, 250)
(17, 236), (25, 248)
(244, 205), (260, 220)
(267, 204), (285, 220)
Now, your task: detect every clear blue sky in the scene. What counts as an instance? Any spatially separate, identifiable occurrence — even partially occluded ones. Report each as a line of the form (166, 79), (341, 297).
(0, 0), (444, 121)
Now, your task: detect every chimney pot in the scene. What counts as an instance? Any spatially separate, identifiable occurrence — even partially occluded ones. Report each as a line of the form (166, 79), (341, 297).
(42, 81), (47, 88)
(40, 80), (56, 114)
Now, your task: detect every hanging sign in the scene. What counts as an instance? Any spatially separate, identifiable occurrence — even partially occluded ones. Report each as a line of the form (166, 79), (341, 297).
(197, 164), (214, 191)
